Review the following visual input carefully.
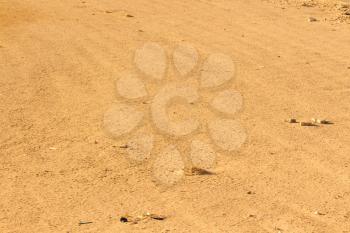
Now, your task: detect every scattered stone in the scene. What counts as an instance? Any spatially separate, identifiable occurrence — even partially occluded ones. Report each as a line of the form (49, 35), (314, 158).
(105, 10), (114, 13)
(344, 211), (350, 219)
(314, 211), (326, 216)
(320, 119), (331, 124)
(185, 167), (214, 176)
(148, 213), (166, 220)
(120, 216), (128, 222)
(344, 11), (350, 16)
(311, 118), (332, 124)
(142, 100), (153, 105)
(285, 118), (297, 123)
(119, 144), (128, 149)
(302, 2), (314, 7)
(338, 3), (349, 9)
(247, 191), (255, 195)
(126, 14), (134, 18)
(311, 118), (317, 123)
(275, 227), (283, 232)
(308, 17), (317, 22)
(300, 122), (315, 126)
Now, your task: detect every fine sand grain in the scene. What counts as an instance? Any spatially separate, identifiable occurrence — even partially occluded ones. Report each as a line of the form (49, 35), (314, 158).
(1, 0), (349, 232)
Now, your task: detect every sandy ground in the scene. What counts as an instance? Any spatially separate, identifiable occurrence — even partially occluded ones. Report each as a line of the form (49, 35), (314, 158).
(1, 0), (350, 232)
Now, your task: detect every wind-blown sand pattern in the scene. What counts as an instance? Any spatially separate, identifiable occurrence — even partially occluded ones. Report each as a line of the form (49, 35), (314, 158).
(0, 0), (350, 232)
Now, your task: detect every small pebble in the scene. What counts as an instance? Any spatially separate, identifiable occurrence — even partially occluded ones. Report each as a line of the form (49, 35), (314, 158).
(185, 167), (213, 176)
(311, 118), (331, 124)
(149, 214), (166, 220)
(314, 211), (326, 215)
(285, 118), (297, 123)
(302, 2), (314, 7)
(339, 3), (349, 9)
(308, 17), (317, 22)
(120, 216), (128, 222)
(300, 122), (314, 126)
(275, 227), (283, 232)
(319, 119), (330, 124)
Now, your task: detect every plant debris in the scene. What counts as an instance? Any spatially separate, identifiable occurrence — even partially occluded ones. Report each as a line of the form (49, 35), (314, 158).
(78, 221), (93, 225)
(120, 212), (167, 224)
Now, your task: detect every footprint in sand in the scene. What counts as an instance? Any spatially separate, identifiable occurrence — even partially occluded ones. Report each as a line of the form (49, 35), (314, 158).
(103, 42), (246, 185)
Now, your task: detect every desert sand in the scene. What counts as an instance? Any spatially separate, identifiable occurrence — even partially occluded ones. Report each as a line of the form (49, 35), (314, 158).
(1, 0), (350, 232)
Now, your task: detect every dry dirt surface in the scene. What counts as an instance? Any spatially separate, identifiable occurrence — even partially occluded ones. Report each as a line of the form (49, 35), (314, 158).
(1, 0), (350, 232)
